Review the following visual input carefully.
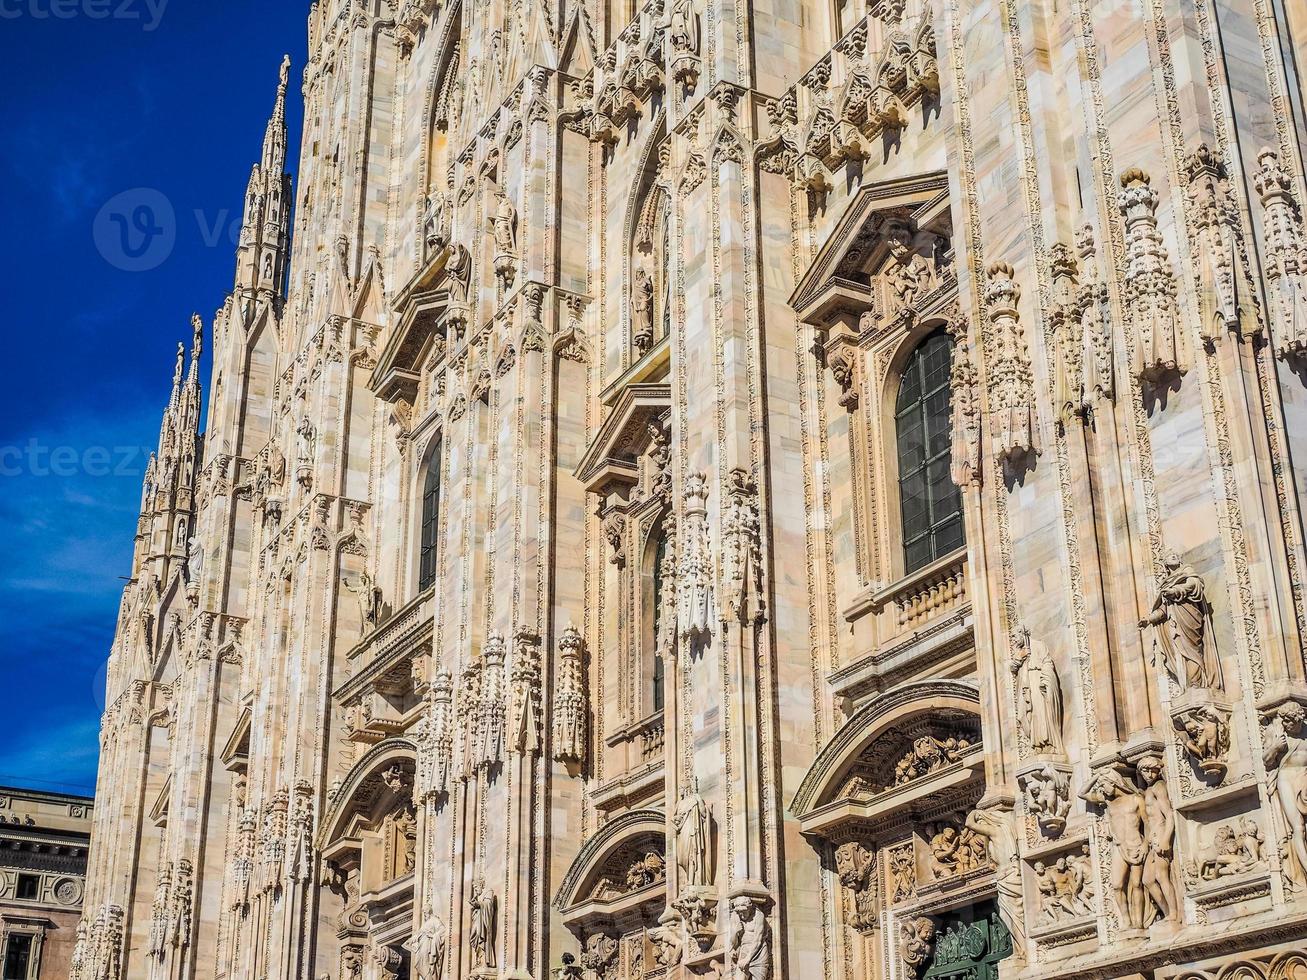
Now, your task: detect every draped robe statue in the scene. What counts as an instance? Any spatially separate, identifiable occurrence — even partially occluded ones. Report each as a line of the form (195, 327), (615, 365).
(1141, 552), (1225, 692)
(1011, 628), (1065, 755)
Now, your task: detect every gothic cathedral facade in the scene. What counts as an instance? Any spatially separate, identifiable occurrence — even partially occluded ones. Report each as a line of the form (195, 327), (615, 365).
(78, 0), (1307, 978)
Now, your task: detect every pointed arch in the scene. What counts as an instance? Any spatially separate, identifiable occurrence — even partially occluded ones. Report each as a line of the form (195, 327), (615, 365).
(623, 114), (671, 360)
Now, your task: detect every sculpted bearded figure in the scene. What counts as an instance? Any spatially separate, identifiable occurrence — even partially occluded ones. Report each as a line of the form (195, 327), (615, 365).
(1011, 627), (1065, 755)
(1140, 552), (1225, 692)
(884, 223), (937, 313)
(1263, 701), (1307, 889)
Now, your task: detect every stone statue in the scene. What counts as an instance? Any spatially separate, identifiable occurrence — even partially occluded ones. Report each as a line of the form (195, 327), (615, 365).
(408, 911), (446, 980)
(1136, 754), (1178, 924)
(674, 783), (712, 888)
(424, 187), (449, 251)
(883, 222), (937, 314)
(729, 897), (771, 980)
(1019, 763), (1072, 836)
(469, 876), (497, 968)
(493, 192), (517, 256)
(186, 536), (204, 583)
(648, 907), (684, 967)
(667, 0), (699, 54)
(966, 807), (1026, 959)
(1080, 768), (1151, 930)
(1011, 627), (1065, 755)
(631, 267), (655, 353)
(445, 243), (471, 304)
(1263, 701), (1307, 889)
(296, 416), (316, 467)
(1140, 552), (1225, 692)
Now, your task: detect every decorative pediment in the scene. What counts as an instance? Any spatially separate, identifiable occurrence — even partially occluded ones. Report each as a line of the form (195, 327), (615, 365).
(555, 808), (667, 929)
(575, 383), (672, 497)
(793, 679), (982, 840)
(220, 706), (253, 773)
(371, 247), (457, 405)
(318, 739), (416, 851)
(789, 173), (951, 327)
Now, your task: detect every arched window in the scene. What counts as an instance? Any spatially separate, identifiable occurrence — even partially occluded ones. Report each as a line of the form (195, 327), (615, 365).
(896, 329), (963, 574)
(418, 450), (441, 592)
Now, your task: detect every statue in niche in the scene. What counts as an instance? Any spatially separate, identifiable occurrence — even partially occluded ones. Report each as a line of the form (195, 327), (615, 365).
(424, 187), (450, 252)
(674, 781), (712, 888)
(296, 416), (316, 468)
(1011, 627), (1065, 755)
(729, 897), (771, 980)
(492, 190), (518, 289)
(493, 192), (517, 253)
(408, 911), (447, 980)
(1019, 763), (1071, 835)
(883, 222), (937, 316)
(667, 0), (700, 54)
(446, 243), (471, 304)
(1140, 552), (1225, 692)
(1263, 701), (1307, 890)
(631, 267), (655, 354)
(469, 876), (498, 968)
(1137, 754), (1178, 924)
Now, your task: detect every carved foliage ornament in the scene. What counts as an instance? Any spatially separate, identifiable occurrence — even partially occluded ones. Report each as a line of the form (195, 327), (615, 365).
(834, 839), (877, 931)
(946, 303), (982, 488)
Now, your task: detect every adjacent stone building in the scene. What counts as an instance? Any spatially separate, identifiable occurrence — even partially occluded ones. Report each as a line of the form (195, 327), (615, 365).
(0, 787), (93, 980)
(79, 0), (1307, 978)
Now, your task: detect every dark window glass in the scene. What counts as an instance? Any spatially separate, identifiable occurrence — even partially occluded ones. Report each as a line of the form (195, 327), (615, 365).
(14, 875), (38, 901)
(3, 933), (32, 980)
(418, 452), (441, 592)
(896, 330), (965, 574)
(651, 532), (668, 713)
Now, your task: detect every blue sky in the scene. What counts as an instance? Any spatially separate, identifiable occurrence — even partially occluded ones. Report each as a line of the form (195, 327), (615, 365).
(0, 2), (309, 794)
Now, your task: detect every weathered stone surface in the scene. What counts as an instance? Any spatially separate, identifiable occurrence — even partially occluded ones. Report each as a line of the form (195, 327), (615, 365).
(80, 1), (1307, 978)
